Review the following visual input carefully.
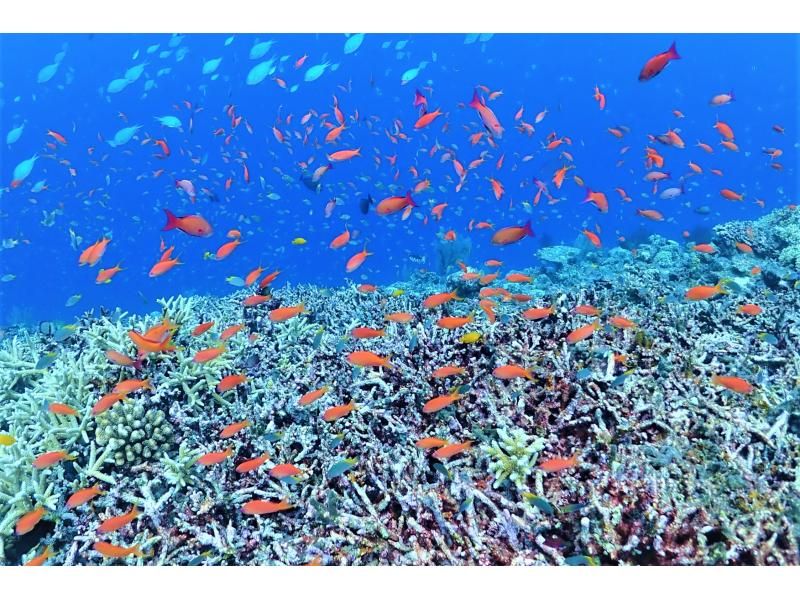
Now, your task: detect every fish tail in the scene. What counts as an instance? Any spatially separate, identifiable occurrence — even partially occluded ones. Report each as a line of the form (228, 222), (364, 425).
(468, 89), (481, 109)
(668, 41), (681, 60)
(522, 220), (535, 238)
(162, 209), (179, 231)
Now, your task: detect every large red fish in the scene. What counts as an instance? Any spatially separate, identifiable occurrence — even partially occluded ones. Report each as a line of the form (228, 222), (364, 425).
(638, 42), (681, 81)
(162, 209), (213, 237)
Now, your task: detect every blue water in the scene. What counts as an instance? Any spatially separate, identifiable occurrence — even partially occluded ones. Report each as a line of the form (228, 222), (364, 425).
(0, 33), (797, 327)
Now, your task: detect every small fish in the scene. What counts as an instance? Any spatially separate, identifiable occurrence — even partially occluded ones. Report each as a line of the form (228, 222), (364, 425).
(196, 447), (234, 466)
(66, 485), (106, 509)
(32, 450), (75, 469)
(539, 454), (579, 473)
(97, 505), (140, 534)
(220, 419), (250, 438)
(16, 506), (46, 535)
(326, 458), (357, 479)
(241, 499), (293, 515)
(432, 441), (473, 461)
(93, 541), (146, 559)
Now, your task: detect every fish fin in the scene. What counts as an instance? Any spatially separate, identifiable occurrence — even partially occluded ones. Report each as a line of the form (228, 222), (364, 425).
(668, 41), (681, 60)
(162, 209), (179, 231)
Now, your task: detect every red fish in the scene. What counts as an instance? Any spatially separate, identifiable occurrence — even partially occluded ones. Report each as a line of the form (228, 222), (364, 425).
(638, 42), (681, 81)
(468, 90), (503, 138)
(162, 209), (213, 237)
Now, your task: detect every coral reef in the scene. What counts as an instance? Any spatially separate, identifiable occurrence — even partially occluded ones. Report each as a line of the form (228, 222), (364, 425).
(0, 207), (799, 566)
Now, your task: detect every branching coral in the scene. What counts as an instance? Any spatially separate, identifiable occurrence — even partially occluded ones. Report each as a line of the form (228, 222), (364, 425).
(483, 428), (546, 489)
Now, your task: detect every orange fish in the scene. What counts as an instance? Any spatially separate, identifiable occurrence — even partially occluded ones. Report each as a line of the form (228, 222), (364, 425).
(415, 437), (449, 449)
(47, 129), (68, 144)
(737, 304), (762, 316)
(422, 291), (460, 309)
(522, 306), (554, 320)
(636, 209), (664, 221)
(97, 506), (140, 534)
(78, 237), (111, 267)
(243, 294), (270, 307)
(16, 506), (46, 535)
(351, 326), (385, 339)
(96, 264), (123, 284)
(468, 90), (503, 138)
(574, 305), (600, 316)
(217, 374), (247, 394)
(432, 441), (473, 461)
(347, 351), (392, 368)
(23, 545), (55, 566)
(66, 485), (105, 509)
(105, 350), (140, 367)
(423, 388), (463, 413)
(93, 541), (146, 559)
(346, 245), (373, 273)
(112, 378), (151, 395)
(92, 392), (127, 416)
(711, 374), (753, 394)
(299, 386), (329, 406)
(327, 148), (361, 162)
(539, 454), (579, 473)
(436, 314), (473, 330)
(269, 304), (307, 322)
(720, 188), (743, 202)
(685, 281), (727, 301)
(196, 447), (234, 466)
(269, 463), (303, 479)
(566, 320), (601, 344)
(582, 230), (601, 248)
(32, 450), (75, 470)
(322, 402), (357, 422)
(505, 273), (532, 283)
(128, 330), (175, 355)
(493, 364), (532, 380)
(385, 312), (415, 324)
(414, 108), (442, 129)
(582, 189), (608, 213)
(215, 238), (242, 260)
(162, 209), (213, 237)
(245, 267), (265, 286)
(491, 221), (534, 245)
(432, 366), (466, 379)
(48, 402), (78, 417)
(220, 419), (250, 439)
(194, 345), (226, 363)
(329, 227), (350, 250)
(236, 452), (271, 474)
(593, 85), (606, 109)
(241, 499), (293, 515)
(692, 244), (717, 254)
(609, 316), (637, 329)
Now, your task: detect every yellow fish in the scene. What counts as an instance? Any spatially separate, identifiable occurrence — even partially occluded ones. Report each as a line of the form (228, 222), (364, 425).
(292, 238), (307, 246)
(391, 289), (405, 297)
(0, 433), (15, 446)
(459, 331), (482, 344)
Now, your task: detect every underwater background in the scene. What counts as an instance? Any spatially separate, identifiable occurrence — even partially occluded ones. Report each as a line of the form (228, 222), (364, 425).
(0, 34), (797, 326)
(0, 33), (799, 566)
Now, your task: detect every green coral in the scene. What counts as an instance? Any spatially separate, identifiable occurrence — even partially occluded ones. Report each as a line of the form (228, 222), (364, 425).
(160, 441), (203, 488)
(484, 428), (546, 489)
(96, 401), (174, 467)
